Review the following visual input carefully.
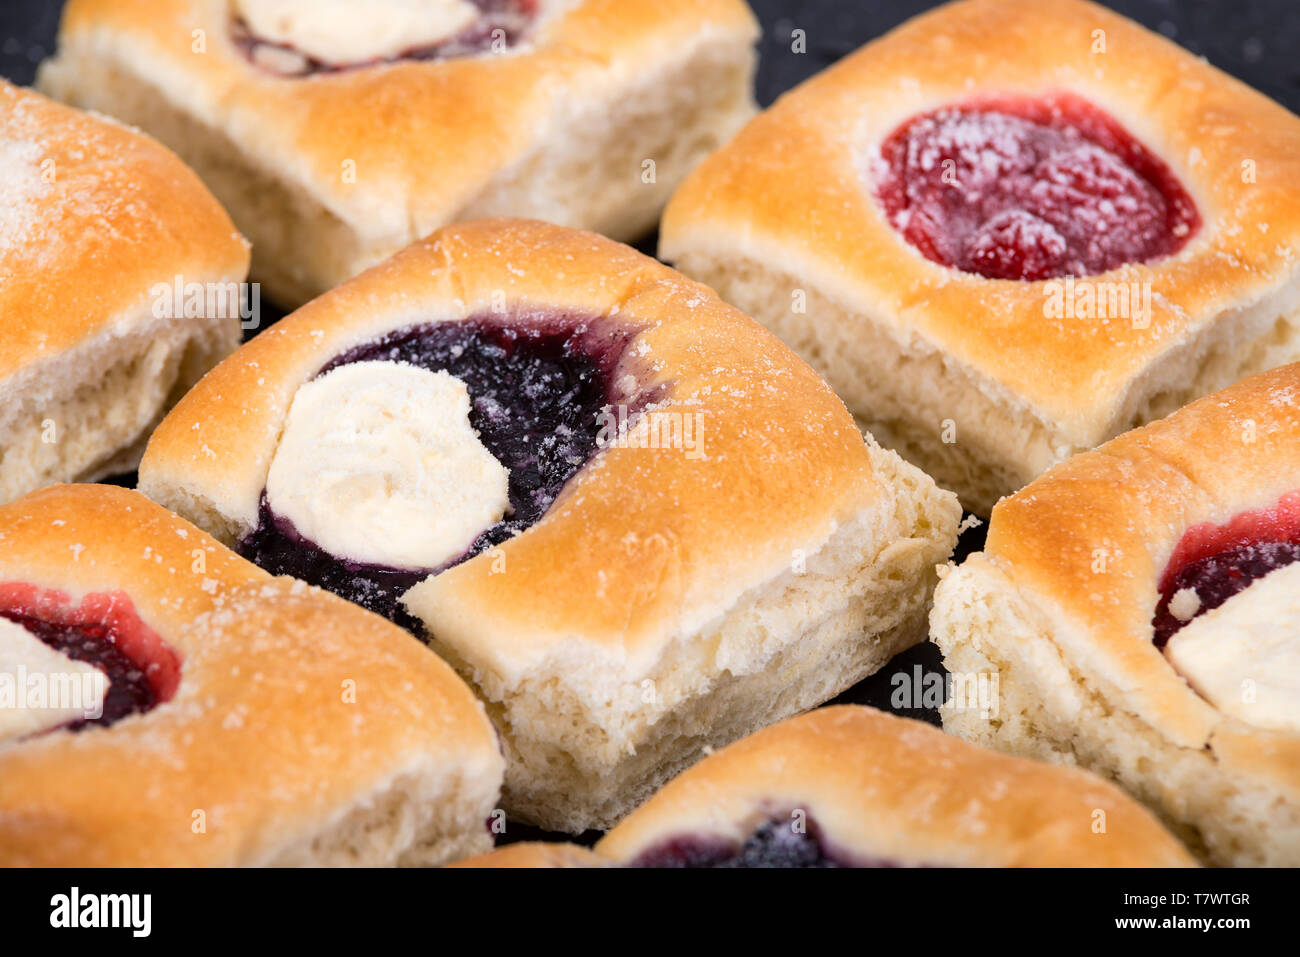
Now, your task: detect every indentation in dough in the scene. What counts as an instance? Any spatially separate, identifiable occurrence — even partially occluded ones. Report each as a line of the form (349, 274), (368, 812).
(1164, 563), (1300, 734)
(0, 617), (107, 741)
(234, 0), (479, 64)
(265, 360), (511, 570)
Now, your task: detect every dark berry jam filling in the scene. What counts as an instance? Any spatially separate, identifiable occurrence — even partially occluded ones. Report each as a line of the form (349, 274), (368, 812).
(1153, 492), (1300, 645)
(0, 584), (180, 732)
(874, 93), (1200, 280)
(241, 504), (433, 632)
(234, 0), (540, 77)
(630, 816), (901, 869)
(238, 314), (652, 625)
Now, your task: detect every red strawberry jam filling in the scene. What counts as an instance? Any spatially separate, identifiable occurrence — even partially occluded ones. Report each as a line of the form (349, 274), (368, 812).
(874, 93), (1200, 280)
(0, 584), (180, 731)
(1153, 491), (1300, 645)
(234, 0), (540, 76)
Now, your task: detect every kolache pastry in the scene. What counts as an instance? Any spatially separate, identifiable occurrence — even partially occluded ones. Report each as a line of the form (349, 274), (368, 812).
(137, 218), (962, 833)
(594, 706), (1195, 867)
(38, 0), (760, 308)
(659, 0), (1300, 514)
(0, 484), (504, 866)
(0, 80), (247, 506)
(931, 363), (1300, 867)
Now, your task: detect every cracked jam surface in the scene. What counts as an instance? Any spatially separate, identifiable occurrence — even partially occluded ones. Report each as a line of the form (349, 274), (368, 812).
(1153, 492), (1300, 645)
(874, 93), (1199, 280)
(0, 584), (180, 731)
(234, 0), (540, 76)
(238, 315), (648, 625)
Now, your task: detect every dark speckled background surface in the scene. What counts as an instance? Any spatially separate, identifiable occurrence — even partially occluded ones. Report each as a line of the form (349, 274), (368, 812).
(2, 0), (1296, 844)
(7, 1), (1300, 111)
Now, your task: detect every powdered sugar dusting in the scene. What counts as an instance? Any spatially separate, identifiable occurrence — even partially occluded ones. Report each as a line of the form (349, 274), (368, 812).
(0, 82), (185, 288)
(0, 136), (52, 256)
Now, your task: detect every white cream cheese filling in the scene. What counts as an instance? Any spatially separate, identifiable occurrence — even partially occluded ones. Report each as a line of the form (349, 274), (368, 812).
(266, 360), (511, 571)
(0, 618), (108, 742)
(235, 0), (479, 64)
(1164, 562), (1300, 734)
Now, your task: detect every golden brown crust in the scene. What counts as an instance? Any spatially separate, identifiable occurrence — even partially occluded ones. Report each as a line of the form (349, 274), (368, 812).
(977, 362), (1300, 778)
(661, 0), (1300, 448)
(140, 218), (882, 674)
(45, 0), (757, 300)
(0, 484), (502, 866)
(449, 842), (611, 868)
(0, 80), (248, 382)
(596, 706), (1197, 867)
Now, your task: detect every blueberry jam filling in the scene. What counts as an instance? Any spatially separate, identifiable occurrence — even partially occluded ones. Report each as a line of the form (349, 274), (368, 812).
(234, 0), (540, 76)
(0, 587), (181, 732)
(240, 507), (433, 631)
(874, 93), (1199, 280)
(631, 818), (897, 869)
(237, 315), (649, 625)
(1153, 495), (1300, 646)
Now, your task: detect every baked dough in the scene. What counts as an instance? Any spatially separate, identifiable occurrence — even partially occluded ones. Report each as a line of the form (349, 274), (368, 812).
(0, 80), (247, 505)
(137, 218), (961, 833)
(449, 842), (610, 868)
(660, 0), (1300, 513)
(0, 484), (503, 866)
(932, 362), (1300, 866)
(596, 706), (1195, 867)
(39, 0), (759, 307)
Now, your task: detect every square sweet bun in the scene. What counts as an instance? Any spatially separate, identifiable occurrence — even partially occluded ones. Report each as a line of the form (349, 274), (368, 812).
(660, 0), (1300, 514)
(137, 218), (961, 832)
(38, 0), (759, 307)
(595, 706), (1195, 867)
(0, 80), (248, 505)
(931, 363), (1300, 866)
(0, 484), (503, 867)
